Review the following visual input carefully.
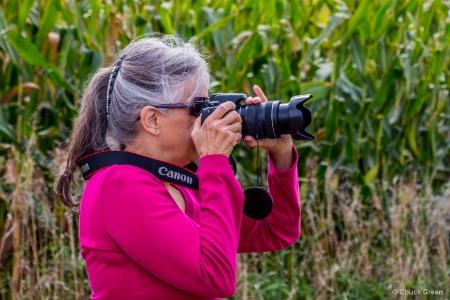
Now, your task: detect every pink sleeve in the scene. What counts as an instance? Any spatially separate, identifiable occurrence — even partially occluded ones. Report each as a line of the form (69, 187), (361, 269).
(237, 145), (301, 253)
(101, 155), (244, 298)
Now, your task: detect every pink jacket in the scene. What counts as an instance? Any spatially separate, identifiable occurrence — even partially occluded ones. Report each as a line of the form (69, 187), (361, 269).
(79, 150), (300, 299)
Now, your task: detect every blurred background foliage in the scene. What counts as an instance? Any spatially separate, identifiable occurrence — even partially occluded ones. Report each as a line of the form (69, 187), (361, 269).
(0, 0), (449, 299)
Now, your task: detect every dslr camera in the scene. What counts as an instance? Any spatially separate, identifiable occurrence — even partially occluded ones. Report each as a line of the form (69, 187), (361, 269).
(200, 93), (315, 141)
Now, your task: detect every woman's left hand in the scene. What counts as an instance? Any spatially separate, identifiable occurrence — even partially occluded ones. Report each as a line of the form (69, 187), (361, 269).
(243, 85), (295, 170)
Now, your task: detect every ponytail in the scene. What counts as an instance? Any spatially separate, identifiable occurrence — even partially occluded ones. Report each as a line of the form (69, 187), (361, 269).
(54, 67), (111, 209)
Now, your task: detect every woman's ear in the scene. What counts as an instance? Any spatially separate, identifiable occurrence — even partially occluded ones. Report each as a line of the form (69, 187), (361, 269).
(139, 106), (160, 135)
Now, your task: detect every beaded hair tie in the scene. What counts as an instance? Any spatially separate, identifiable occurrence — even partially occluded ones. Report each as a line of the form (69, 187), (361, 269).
(106, 55), (126, 122)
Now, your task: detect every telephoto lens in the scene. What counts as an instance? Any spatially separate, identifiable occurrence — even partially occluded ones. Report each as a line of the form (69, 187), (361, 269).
(200, 93), (315, 141)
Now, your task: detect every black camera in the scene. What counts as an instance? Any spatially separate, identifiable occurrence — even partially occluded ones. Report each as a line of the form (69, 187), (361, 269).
(200, 93), (315, 141)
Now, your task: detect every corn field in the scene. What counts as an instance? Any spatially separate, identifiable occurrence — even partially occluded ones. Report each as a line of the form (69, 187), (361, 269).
(0, 0), (449, 299)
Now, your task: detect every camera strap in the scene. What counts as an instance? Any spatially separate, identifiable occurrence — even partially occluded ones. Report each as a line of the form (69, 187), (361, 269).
(77, 151), (199, 190)
(76, 151), (271, 220)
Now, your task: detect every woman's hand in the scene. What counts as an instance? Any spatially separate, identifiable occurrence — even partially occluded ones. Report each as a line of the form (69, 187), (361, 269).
(191, 101), (242, 158)
(243, 85), (295, 170)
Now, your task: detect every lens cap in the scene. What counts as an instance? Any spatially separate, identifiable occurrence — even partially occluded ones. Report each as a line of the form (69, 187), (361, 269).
(243, 187), (273, 220)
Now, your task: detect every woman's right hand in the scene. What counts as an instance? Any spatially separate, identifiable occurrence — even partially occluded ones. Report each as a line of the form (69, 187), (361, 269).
(191, 101), (242, 158)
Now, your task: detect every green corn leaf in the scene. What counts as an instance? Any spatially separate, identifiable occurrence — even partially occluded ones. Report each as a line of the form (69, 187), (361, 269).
(55, 1), (73, 24)
(18, 0), (34, 30)
(445, 21), (450, 42)
(159, 2), (174, 34)
(363, 164), (379, 186)
(0, 118), (14, 142)
(89, 0), (101, 17)
(304, 12), (348, 63)
(35, 0), (60, 49)
(364, 116), (375, 139)
(374, 1), (391, 32)
(407, 119), (420, 158)
(6, 30), (73, 92)
(376, 116), (383, 153)
(429, 121), (437, 163)
(369, 66), (399, 114)
(344, 122), (355, 164)
(7, 30), (54, 70)
(300, 82), (331, 101)
(7, 30), (52, 70)
(261, 59), (280, 97)
(341, 0), (371, 45)
(421, 0), (440, 42)
(236, 33), (260, 71)
(223, 0), (235, 16)
(350, 36), (365, 80)
(324, 99), (338, 144)
(202, 6), (224, 56)
(0, 8), (18, 65)
(0, 112), (17, 144)
(194, 13), (235, 42)
(358, 18), (371, 43)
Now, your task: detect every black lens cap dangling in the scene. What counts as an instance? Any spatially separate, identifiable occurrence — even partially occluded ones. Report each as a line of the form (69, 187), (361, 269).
(243, 187), (273, 220)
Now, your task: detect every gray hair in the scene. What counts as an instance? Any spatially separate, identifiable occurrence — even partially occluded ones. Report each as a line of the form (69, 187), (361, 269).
(108, 36), (210, 149)
(55, 36), (210, 208)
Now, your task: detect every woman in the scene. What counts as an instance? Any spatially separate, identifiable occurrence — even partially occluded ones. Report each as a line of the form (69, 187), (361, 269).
(55, 36), (300, 300)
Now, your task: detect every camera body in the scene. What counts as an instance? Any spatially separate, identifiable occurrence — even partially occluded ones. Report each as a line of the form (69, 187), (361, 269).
(200, 93), (315, 141)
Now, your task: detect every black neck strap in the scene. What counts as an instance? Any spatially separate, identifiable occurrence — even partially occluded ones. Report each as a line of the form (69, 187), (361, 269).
(77, 151), (271, 220)
(77, 151), (199, 190)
